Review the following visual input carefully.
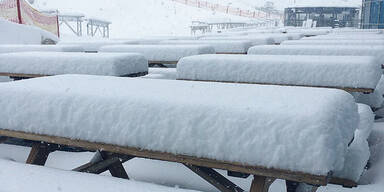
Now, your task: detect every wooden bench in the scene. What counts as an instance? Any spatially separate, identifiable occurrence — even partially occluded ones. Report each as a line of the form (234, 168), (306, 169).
(176, 54), (381, 94)
(99, 44), (215, 68)
(0, 75), (362, 192)
(0, 52), (149, 80)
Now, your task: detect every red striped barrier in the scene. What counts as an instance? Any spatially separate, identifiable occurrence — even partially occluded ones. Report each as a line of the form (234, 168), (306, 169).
(171, 0), (281, 20)
(0, 0), (59, 37)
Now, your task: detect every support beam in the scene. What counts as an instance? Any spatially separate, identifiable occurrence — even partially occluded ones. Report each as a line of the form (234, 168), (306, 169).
(250, 175), (275, 192)
(99, 151), (130, 179)
(26, 142), (57, 166)
(184, 164), (244, 192)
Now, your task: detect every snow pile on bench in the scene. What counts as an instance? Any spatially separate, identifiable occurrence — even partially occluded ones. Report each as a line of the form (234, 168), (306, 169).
(177, 55), (381, 90)
(0, 159), (199, 192)
(199, 36), (276, 45)
(285, 28), (330, 36)
(141, 68), (177, 80)
(247, 45), (384, 64)
(0, 18), (59, 44)
(334, 104), (374, 181)
(0, 74), (359, 176)
(303, 34), (384, 40)
(99, 45), (215, 62)
(0, 52), (148, 76)
(59, 40), (140, 52)
(159, 40), (253, 54)
(282, 39), (384, 46)
(0, 45), (84, 53)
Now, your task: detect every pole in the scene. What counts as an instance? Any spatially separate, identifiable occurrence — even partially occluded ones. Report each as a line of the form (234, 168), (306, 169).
(16, 0), (22, 24)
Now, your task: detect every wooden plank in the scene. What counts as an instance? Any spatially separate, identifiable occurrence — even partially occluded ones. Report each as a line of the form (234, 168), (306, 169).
(184, 164), (244, 192)
(0, 129), (329, 186)
(148, 61), (178, 65)
(250, 175), (274, 192)
(0, 73), (45, 78)
(177, 79), (374, 93)
(26, 142), (57, 166)
(0, 71), (148, 79)
(330, 177), (357, 188)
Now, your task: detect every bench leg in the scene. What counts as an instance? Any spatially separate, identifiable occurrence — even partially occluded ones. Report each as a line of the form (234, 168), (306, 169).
(26, 142), (56, 166)
(286, 181), (318, 192)
(184, 164), (244, 192)
(73, 151), (132, 179)
(250, 175), (275, 192)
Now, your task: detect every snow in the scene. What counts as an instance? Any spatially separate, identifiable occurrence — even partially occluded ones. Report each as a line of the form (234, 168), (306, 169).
(334, 104), (374, 182)
(141, 68), (177, 80)
(59, 40), (140, 52)
(199, 35), (276, 45)
(99, 45), (215, 61)
(247, 45), (384, 65)
(0, 52), (148, 76)
(0, 45), (85, 53)
(159, 40), (253, 53)
(177, 54), (382, 89)
(285, 28), (331, 36)
(282, 39), (384, 46)
(304, 34), (384, 40)
(0, 159), (200, 192)
(0, 18), (58, 44)
(0, 74), (359, 176)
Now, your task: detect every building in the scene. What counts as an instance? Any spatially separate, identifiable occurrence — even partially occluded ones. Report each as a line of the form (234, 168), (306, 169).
(361, 0), (384, 29)
(284, 7), (360, 28)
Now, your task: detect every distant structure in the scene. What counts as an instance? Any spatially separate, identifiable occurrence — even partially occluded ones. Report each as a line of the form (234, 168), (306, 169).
(87, 18), (111, 38)
(361, 0), (384, 29)
(284, 7), (360, 28)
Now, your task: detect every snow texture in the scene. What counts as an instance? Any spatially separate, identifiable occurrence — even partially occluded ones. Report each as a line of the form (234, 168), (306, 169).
(0, 74), (359, 176)
(159, 40), (253, 53)
(304, 34), (384, 40)
(177, 54), (382, 89)
(334, 104), (374, 182)
(247, 45), (384, 65)
(0, 45), (85, 53)
(0, 52), (148, 76)
(0, 18), (58, 44)
(99, 45), (215, 61)
(59, 40), (140, 52)
(0, 159), (200, 192)
(199, 35), (276, 45)
(141, 68), (177, 80)
(282, 39), (384, 46)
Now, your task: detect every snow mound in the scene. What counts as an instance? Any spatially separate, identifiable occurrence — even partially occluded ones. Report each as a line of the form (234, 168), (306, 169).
(334, 104), (374, 182)
(159, 40), (253, 53)
(177, 54), (381, 89)
(0, 18), (58, 44)
(247, 45), (384, 65)
(199, 35), (276, 45)
(0, 159), (200, 192)
(0, 52), (148, 76)
(0, 74), (359, 176)
(59, 40), (140, 52)
(282, 39), (384, 46)
(0, 45), (84, 53)
(100, 45), (215, 61)
(141, 68), (177, 80)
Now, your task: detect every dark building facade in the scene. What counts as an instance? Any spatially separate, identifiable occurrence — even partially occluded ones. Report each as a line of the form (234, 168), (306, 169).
(362, 0), (384, 29)
(284, 7), (360, 28)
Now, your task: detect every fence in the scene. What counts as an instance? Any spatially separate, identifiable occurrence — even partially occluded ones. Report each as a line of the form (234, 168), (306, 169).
(0, 0), (59, 37)
(171, 0), (282, 20)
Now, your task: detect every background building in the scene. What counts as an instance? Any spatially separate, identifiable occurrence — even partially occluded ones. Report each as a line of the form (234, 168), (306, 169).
(284, 7), (360, 28)
(361, 0), (384, 29)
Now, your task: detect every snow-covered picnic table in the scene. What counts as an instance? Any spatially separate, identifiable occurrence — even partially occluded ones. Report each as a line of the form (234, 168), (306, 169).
(0, 45), (85, 53)
(158, 40), (253, 54)
(177, 54), (381, 92)
(0, 52), (148, 78)
(0, 74), (368, 191)
(99, 44), (215, 65)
